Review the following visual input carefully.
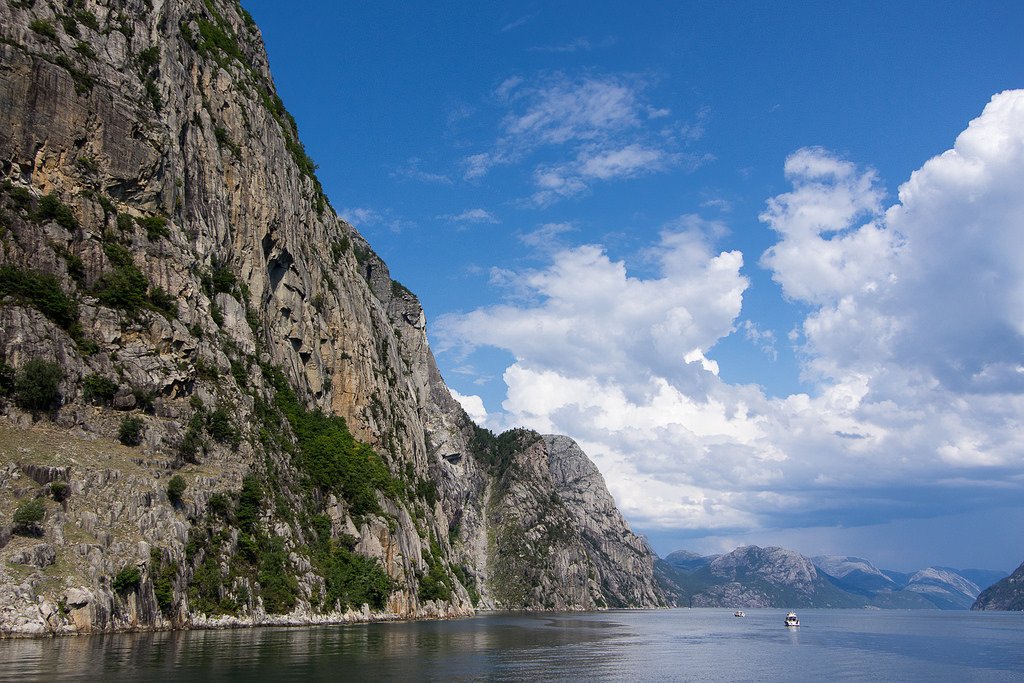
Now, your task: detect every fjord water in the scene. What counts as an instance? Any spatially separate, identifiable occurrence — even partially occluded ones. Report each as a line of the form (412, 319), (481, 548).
(1, 609), (1021, 681)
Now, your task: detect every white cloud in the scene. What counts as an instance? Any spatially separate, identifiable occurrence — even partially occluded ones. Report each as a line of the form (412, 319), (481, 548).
(442, 208), (500, 224)
(577, 144), (668, 180)
(519, 222), (577, 250)
(435, 90), (1024, 544)
(501, 74), (643, 145)
(392, 158), (452, 185)
(464, 73), (703, 202)
(529, 38), (593, 53)
(341, 207), (413, 233)
(449, 388), (489, 424)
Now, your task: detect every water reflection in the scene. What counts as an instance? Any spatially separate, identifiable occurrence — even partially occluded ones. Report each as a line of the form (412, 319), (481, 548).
(1, 610), (1022, 682)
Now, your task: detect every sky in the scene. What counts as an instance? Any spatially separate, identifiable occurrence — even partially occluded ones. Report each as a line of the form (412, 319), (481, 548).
(242, 1), (1024, 572)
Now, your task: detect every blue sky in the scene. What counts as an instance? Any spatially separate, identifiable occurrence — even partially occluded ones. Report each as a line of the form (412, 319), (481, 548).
(243, 1), (1024, 572)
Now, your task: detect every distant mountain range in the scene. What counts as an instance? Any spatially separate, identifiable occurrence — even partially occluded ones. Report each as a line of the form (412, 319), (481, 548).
(656, 545), (1011, 610)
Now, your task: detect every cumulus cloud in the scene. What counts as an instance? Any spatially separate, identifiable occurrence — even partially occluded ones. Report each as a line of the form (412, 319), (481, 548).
(449, 388), (489, 424)
(436, 90), (1024, 545)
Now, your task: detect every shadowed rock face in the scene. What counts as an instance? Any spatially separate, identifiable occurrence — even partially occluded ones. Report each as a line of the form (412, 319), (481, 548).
(0, 0), (664, 634)
(972, 561), (1024, 611)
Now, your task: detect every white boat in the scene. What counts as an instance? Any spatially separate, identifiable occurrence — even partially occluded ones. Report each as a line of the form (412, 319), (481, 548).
(734, 610), (745, 617)
(784, 612), (800, 627)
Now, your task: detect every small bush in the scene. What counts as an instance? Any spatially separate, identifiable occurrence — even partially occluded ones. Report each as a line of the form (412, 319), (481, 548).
(50, 481), (70, 502)
(94, 264), (149, 313)
(116, 213), (134, 232)
(73, 41), (96, 60)
(6, 185), (33, 211)
(29, 19), (57, 40)
(137, 46), (159, 73)
(76, 10), (100, 32)
(82, 373), (119, 404)
(118, 415), (144, 446)
(206, 405), (239, 447)
(0, 266), (79, 330)
(34, 194), (78, 230)
(167, 474), (186, 505)
(112, 565), (141, 593)
(0, 362), (14, 396)
(137, 215), (170, 241)
(211, 263), (236, 295)
(14, 359), (63, 411)
(12, 498), (46, 536)
(148, 286), (177, 317)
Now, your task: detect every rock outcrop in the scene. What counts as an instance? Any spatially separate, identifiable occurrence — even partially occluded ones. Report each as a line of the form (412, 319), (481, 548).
(972, 560), (1024, 611)
(0, 0), (665, 636)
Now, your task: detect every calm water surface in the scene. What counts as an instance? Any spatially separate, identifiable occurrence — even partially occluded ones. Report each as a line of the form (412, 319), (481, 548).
(1, 609), (1021, 681)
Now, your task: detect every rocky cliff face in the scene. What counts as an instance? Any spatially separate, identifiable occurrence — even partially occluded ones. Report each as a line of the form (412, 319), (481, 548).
(972, 561), (1024, 611)
(0, 0), (664, 636)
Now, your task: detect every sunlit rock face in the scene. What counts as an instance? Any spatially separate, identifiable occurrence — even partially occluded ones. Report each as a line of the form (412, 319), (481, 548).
(0, 0), (664, 634)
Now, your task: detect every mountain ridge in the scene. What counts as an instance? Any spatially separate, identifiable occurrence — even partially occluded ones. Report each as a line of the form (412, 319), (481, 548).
(659, 545), (1007, 610)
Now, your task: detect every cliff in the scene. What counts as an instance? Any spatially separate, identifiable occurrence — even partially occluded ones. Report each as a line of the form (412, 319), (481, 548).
(972, 561), (1024, 611)
(0, 0), (665, 635)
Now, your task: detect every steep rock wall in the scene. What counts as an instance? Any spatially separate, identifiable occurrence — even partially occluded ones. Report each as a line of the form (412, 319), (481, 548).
(0, 0), (665, 635)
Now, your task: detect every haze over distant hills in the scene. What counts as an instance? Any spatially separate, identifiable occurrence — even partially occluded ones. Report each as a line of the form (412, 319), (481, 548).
(657, 546), (1010, 610)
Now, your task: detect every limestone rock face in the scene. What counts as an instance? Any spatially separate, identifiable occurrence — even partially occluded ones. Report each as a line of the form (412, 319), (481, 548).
(0, 0), (665, 635)
(544, 435), (665, 607)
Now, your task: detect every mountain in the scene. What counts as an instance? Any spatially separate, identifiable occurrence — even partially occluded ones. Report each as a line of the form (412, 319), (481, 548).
(686, 546), (864, 608)
(972, 561), (1024, 611)
(663, 549), (715, 573)
(0, 0), (665, 635)
(900, 568), (981, 610)
(811, 555), (898, 595)
(658, 546), (997, 610)
(948, 568), (1007, 592)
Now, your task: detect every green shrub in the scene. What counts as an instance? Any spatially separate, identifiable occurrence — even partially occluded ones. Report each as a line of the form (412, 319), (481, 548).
(322, 546), (393, 611)
(73, 40), (96, 59)
(150, 548), (176, 617)
(148, 286), (177, 317)
(137, 215), (170, 240)
(6, 185), (33, 211)
(116, 213), (134, 233)
(211, 263), (236, 295)
(118, 415), (144, 446)
(29, 19), (57, 40)
(12, 498), (46, 535)
(14, 359), (63, 411)
(76, 11), (100, 31)
(206, 405), (239, 447)
(94, 244), (149, 313)
(0, 362), (14, 396)
(112, 565), (142, 593)
(33, 194), (78, 230)
(50, 481), (70, 502)
(137, 46), (159, 73)
(167, 474), (186, 505)
(0, 266), (79, 330)
(196, 18), (242, 61)
(257, 534), (298, 614)
(61, 15), (79, 38)
(82, 373), (118, 404)
(235, 475), (262, 534)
